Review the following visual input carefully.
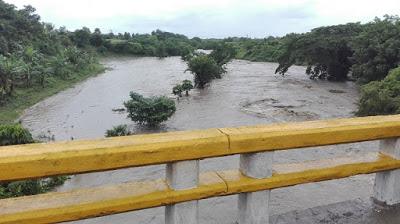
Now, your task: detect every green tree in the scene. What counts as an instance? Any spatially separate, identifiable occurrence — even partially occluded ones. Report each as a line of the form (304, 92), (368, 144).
(187, 55), (222, 88)
(172, 84), (183, 97)
(0, 55), (19, 101)
(181, 80), (193, 96)
(73, 27), (91, 48)
(275, 23), (362, 81)
(124, 92), (176, 126)
(351, 15), (400, 83)
(209, 42), (237, 66)
(105, 124), (132, 137)
(90, 28), (104, 47)
(155, 42), (167, 58)
(20, 46), (41, 87)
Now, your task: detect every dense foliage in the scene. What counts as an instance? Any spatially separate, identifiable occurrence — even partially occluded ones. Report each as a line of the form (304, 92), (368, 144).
(124, 92), (176, 126)
(186, 55), (222, 88)
(232, 37), (285, 62)
(271, 15), (400, 84)
(0, 124), (33, 145)
(351, 16), (400, 83)
(0, 124), (67, 198)
(275, 24), (363, 81)
(105, 124), (132, 137)
(0, 0), (103, 123)
(99, 29), (196, 57)
(357, 67), (400, 116)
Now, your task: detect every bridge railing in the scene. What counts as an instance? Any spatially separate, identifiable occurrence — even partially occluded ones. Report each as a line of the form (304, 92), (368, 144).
(1, 115), (400, 224)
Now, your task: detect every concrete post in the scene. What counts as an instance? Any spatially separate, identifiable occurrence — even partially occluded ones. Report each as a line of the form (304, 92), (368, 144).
(165, 160), (199, 224)
(374, 138), (400, 206)
(238, 152), (274, 224)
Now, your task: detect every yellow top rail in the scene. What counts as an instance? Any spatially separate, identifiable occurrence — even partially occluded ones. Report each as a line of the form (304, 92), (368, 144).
(1, 115), (400, 181)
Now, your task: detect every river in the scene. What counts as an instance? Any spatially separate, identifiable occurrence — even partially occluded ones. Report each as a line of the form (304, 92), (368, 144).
(20, 56), (378, 224)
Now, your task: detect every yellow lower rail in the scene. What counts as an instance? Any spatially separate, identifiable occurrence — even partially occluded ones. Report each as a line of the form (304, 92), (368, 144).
(0, 152), (397, 224)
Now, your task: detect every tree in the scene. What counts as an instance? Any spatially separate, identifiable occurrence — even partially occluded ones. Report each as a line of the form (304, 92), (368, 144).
(90, 28), (104, 47)
(186, 55), (222, 88)
(155, 42), (167, 58)
(351, 15), (400, 83)
(172, 84), (183, 97)
(275, 23), (363, 81)
(124, 92), (176, 126)
(105, 124), (132, 137)
(209, 42), (237, 66)
(0, 55), (19, 100)
(181, 80), (193, 96)
(73, 27), (91, 48)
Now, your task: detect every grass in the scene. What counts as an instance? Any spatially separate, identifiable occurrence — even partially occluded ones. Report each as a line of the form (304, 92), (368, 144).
(0, 64), (105, 124)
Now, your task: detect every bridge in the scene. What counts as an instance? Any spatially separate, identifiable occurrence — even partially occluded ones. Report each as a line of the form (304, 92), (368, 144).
(1, 115), (400, 224)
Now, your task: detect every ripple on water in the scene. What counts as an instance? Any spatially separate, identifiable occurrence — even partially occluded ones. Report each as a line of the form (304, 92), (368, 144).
(21, 57), (374, 224)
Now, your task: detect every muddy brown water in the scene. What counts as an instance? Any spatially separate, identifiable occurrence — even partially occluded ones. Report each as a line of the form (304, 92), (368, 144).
(21, 57), (378, 224)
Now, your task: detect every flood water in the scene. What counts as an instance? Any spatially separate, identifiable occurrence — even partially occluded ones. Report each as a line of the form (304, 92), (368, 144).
(21, 56), (378, 224)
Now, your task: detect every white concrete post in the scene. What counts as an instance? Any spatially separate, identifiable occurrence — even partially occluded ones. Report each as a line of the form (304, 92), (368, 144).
(374, 138), (400, 205)
(165, 160), (199, 224)
(238, 152), (274, 224)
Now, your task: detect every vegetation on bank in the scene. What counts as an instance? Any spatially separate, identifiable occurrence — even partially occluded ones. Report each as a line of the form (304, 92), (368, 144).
(357, 68), (400, 116)
(0, 1), (105, 123)
(0, 124), (67, 198)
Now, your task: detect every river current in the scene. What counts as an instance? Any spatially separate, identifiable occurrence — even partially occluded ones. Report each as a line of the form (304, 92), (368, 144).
(21, 56), (377, 224)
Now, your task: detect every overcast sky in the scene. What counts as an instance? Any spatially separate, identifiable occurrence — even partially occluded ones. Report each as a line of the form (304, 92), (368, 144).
(5, 0), (400, 38)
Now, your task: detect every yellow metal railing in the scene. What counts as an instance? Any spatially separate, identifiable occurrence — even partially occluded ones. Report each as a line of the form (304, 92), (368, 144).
(1, 115), (400, 223)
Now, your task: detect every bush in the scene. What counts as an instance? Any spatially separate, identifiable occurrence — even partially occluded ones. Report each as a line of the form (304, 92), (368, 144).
(124, 92), (176, 126)
(105, 124), (132, 137)
(0, 124), (34, 145)
(172, 84), (183, 97)
(357, 67), (400, 116)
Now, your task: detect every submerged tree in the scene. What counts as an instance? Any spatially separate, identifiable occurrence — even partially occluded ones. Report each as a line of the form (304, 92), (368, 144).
(172, 80), (194, 97)
(124, 92), (176, 126)
(186, 55), (222, 88)
(181, 80), (193, 96)
(172, 84), (183, 97)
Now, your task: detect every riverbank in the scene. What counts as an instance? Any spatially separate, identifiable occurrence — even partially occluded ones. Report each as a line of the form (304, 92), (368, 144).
(0, 63), (105, 124)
